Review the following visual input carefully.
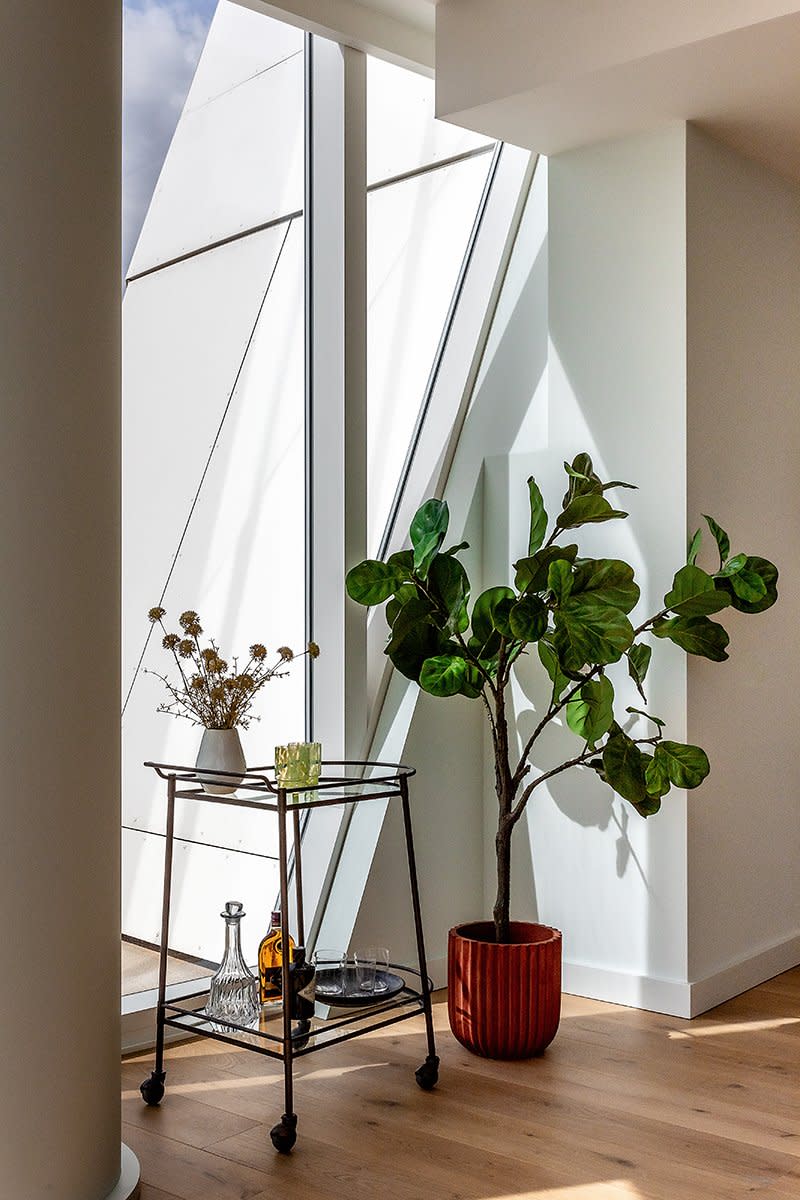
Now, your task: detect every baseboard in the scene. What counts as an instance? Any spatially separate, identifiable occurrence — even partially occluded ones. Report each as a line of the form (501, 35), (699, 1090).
(563, 960), (693, 1018)
(559, 932), (800, 1019)
(688, 931), (800, 1016)
(122, 977), (211, 1055)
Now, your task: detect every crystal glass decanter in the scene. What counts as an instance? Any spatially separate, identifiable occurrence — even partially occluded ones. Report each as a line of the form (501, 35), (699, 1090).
(204, 901), (260, 1027)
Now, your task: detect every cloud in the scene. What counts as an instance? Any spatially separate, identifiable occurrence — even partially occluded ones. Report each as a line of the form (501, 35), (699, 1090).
(123, 0), (216, 273)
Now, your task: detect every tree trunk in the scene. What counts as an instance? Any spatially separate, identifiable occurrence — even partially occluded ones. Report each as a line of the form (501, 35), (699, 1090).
(492, 675), (514, 943)
(493, 819), (512, 943)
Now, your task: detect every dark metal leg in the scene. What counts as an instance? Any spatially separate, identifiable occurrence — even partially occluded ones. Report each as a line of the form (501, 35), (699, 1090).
(292, 807), (305, 948)
(141, 774), (176, 1107)
(399, 776), (439, 1091)
(271, 788), (298, 1152)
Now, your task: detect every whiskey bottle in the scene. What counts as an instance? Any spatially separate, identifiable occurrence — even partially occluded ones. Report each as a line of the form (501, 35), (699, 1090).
(258, 910), (295, 1003)
(289, 946), (316, 1020)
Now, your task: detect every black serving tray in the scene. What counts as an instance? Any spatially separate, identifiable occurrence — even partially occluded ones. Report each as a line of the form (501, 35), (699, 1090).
(316, 967), (405, 1007)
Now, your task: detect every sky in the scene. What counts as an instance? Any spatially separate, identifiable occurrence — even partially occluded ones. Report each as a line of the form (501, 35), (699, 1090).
(123, 0), (218, 273)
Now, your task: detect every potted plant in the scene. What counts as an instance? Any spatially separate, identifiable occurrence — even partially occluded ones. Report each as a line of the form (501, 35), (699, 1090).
(345, 453), (778, 1059)
(147, 607), (319, 792)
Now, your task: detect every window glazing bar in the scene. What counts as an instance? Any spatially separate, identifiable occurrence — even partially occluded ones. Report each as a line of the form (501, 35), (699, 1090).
(367, 142), (494, 196)
(125, 207), (302, 285)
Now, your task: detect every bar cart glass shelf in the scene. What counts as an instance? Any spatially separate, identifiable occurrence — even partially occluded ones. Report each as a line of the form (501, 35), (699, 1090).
(138, 759), (439, 1154)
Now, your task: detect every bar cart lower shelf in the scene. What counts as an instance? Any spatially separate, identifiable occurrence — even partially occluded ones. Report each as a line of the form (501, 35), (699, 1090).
(138, 759), (440, 1153)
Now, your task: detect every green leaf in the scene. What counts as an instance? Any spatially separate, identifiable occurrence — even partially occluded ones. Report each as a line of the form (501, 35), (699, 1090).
(717, 553), (747, 578)
(562, 453), (602, 507)
(572, 558), (640, 614)
(458, 663), (484, 700)
(444, 541), (469, 556)
(627, 642), (652, 701)
(467, 633), (501, 667)
(514, 545), (578, 593)
(429, 554), (470, 634)
(603, 733), (647, 804)
(527, 476), (548, 555)
(538, 638), (570, 702)
(410, 499), (449, 578)
(387, 549), (414, 578)
(665, 564), (731, 617)
(644, 753), (671, 799)
(625, 706), (665, 729)
(601, 480), (637, 493)
(687, 528), (702, 566)
(492, 597), (516, 639)
(654, 741), (710, 789)
(385, 583), (417, 627)
(729, 568), (767, 605)
(553, 594), (634, 672)
(547, 559), (573, 605)
(556, 493), (628, 532)
(652, 615), (730, 662)
(419, 654), (468, 698)
(508, 594), (549, 643)
(566, 676), (615, 746)
(716, 555), (778, 614)
(703, 515), (730, 568)
(346, 559), (405, 606)
(471, 586), (516, 650)
(385, 599), (444, 681)
(631, 790), (663, 817)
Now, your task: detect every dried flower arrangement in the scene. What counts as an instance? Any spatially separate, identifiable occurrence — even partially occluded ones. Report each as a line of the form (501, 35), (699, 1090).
(147, 607), (320, 730)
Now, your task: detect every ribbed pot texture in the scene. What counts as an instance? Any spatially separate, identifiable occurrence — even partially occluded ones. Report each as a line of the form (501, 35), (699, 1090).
(448, 921), (562, 1059)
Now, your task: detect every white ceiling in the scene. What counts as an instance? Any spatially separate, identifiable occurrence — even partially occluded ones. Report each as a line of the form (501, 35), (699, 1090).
(236, 0), (435, 71)
(236, 1), (800, 182)
(434, 1), (800, 183)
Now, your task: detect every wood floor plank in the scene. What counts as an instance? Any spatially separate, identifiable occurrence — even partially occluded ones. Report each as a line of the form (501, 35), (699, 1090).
(124, 1123), (269, 1200)
(137, 1185), (183, 1200)
(123, 1087), (261, 1151)
(126, 970), (800, 1200)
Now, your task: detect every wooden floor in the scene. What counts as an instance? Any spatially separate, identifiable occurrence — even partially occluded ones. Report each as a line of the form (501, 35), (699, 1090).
(123, 968), (800, 1200)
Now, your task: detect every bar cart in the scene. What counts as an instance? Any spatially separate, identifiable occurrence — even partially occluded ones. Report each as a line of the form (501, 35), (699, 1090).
(138, 759), (439, 1153)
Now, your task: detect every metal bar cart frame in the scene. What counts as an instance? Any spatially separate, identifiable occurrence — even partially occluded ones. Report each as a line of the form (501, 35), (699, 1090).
(138, 759), (439, 1152)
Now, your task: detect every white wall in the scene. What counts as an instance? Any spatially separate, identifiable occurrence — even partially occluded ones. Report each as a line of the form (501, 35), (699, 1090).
(686, 126), (800, 1006)
(506, 130), (691, 1011)
(350, 692), (484, 980)
(349, 135), (694, 1010)
(352, 124), (800, 1018)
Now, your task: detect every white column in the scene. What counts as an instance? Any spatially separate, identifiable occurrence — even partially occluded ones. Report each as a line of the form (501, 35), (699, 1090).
(306, 34), (367, 759)
(0, 5), (132, 1199)
(301, 35), (368, 945)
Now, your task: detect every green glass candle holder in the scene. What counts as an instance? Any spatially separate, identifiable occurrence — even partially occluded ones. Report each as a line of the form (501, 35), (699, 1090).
(275, 741), (321, 800)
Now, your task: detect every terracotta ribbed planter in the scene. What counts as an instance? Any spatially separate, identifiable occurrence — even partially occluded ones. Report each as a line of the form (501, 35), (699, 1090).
(448, 921), (562, 1059)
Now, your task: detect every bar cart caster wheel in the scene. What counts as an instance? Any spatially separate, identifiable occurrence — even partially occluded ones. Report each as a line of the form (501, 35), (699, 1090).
(140, 1071), (166, 1106)
(270, 1113), (297, 1154)
(415, 1055), (439, 1090)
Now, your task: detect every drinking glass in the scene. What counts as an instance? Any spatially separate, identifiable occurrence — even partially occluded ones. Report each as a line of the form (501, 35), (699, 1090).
(354, 948), (377, 993)
(313, 948), (345, 996)
(373, 946), (390, 992)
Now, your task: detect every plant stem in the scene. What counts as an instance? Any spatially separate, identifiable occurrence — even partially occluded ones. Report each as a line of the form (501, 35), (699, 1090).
(492, 678), (516, 944)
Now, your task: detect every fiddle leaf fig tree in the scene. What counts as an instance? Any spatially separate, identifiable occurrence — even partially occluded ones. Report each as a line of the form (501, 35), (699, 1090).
(346, 454), (778, 944)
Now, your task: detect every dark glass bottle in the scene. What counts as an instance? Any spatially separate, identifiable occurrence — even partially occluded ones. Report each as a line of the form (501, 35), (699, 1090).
(258, 909), (295, 1003)
(289, 946), (316, 1020)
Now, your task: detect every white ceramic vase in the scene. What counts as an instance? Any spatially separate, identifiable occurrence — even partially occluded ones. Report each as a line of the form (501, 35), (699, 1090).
(195, 727), (246, 795)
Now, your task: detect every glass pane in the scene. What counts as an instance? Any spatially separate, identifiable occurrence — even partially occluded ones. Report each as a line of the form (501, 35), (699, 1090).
(129, 3), (304, 277)
(367, 55), (493, 186)
(367, 153), (492, 555)
(123, 217), (305, 958)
